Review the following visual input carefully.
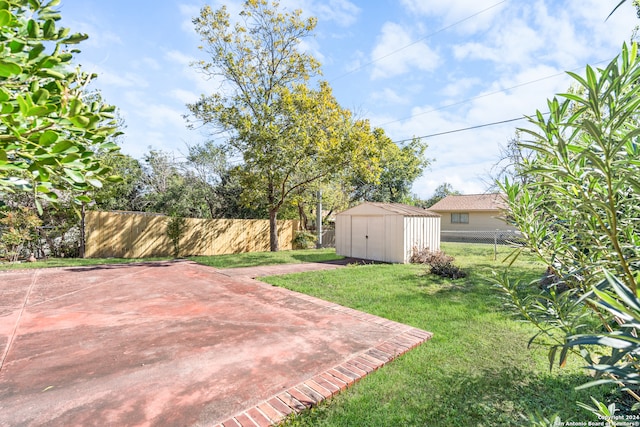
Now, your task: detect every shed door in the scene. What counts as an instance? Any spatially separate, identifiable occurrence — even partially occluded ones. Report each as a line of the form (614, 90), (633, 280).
(351, 216), (385, 261)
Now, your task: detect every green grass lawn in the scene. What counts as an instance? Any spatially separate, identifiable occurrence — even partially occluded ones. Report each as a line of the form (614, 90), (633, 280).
(0, 248), (340, 270)
(260, 243), (617, 426)
(189, 248), (342, 268)
(0, 256), (172, 270)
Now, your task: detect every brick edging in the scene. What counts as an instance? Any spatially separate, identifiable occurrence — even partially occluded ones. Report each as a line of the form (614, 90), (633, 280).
(213, 326), (433, 427)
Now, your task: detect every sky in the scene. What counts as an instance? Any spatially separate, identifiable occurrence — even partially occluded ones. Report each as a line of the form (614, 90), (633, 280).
(57, 0), (638, 199)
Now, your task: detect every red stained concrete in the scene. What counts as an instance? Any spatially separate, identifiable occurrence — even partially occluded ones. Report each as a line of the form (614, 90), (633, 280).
(0, 260), (431, 427)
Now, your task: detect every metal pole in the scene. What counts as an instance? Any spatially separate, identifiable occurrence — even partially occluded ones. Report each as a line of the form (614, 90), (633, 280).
(494, 229), (497, 261)
(316, 190), (322, 249)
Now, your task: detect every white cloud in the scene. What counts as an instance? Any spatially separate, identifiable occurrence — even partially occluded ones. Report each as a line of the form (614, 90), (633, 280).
(165, 50), (194, 66)
(69, 21), (123, 48)
(453, 17), (543, 68)
(179, 3), (201, 34)
(171, 89), (199, 104)
(370, 88), (410, 105)
(440, 77), (481, 98)
(312, 0), (361, 27)
(370, 22), (440, 80)
(124, 91), (187, 129)
(400, 0), (504, 34)
(83, 63), (149, 88)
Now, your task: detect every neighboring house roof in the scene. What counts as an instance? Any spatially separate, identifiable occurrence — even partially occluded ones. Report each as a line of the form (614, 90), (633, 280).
(428, 193), (507, 212)
(339, 202), (440, 217)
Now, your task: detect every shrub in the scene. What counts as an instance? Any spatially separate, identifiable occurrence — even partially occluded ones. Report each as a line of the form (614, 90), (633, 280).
(497, 43), (640, 412)
(293, 230), (317, 249)
(411, 247), (467, 279)
(0, 207), (42, 262)
(166, 215), (186, 258)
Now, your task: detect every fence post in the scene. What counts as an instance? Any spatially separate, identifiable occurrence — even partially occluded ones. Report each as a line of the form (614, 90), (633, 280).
(494, 229), (498, 260)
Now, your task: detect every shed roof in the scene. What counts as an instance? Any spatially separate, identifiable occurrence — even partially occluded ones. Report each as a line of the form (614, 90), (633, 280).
(338, 202), (440, 217)
(428, 193), (507, 212)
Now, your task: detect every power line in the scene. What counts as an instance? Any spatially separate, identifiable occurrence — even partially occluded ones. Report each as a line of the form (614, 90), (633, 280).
(392, 114), (549, 145)
(328, 0), (508, 82)
(377, 59), (611, 128)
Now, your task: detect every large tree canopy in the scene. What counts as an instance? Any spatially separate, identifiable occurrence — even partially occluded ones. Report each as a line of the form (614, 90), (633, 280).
(0, 0), (121, 212)
(188, 0), (387, 250)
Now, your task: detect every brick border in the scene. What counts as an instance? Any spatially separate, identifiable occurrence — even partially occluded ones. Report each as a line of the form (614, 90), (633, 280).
(213, 291), (433, 427)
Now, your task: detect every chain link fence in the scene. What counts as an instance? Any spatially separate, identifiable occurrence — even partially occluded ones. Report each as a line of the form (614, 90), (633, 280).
(440, 230), (523, 245)
(441, 229), (524, 260)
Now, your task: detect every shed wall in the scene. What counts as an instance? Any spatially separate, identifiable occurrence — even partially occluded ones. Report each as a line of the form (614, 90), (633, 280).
(335, 214), (351, 257)
(404, 216), (441, 262)
(335, 211), (441, 264)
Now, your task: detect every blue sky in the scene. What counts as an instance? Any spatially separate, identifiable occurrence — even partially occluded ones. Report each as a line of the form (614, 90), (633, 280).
(58, 0), (638, 198)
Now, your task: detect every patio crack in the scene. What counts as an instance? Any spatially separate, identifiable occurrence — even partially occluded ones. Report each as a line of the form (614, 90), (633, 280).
(0, 269), (39, 372)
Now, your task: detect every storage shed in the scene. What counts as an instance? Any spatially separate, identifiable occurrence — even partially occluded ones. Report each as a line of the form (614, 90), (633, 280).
(335, 202), (441, 264)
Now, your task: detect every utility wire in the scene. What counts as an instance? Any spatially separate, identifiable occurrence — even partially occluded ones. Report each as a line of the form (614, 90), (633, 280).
(328, 0), (508, 82)
(392, 111), (552, 145)
(392, 116), (528, 145)
(378, 58), (610, 128)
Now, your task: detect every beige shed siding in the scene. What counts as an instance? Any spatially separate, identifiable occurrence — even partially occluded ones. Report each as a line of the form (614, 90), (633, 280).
(385, 214), (402, 263)
(438, 211), (516, 232)
(335, 214), (352, 257)
(335, 202), (441, 264)
(404, 216), (441, 261)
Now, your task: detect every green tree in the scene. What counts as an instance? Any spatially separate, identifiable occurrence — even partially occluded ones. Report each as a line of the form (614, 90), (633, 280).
(188, 1), (384, 251)
(0, 0), (121, 212)
(351, 136), (429, 204)
(183, 141), (226, 218)
(92, 152), (143, 212)
(422, 182), (461, 208)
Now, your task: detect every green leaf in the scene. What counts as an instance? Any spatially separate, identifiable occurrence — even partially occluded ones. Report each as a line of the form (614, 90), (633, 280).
(51, 140), (75, 153)
(87, 178), (103, 188)
(0, 87), (9, 102)
(60, 153), (80, 163)
(38, 68), (65, 79)
(0, 61), (23, 77)
(39, 130), (58, 146)
(28, 43), (45, 60)
(27, 19), (39, 38)
(33, 88), (50, 105)
(0, 9), (11, 26)
(26, 106), (50, 117)
(62, 33), (89, 44)
(106, 175), (123, 183)
(9, 40), (26, 53)
(63, 168), (85, 183)
(99, 142), (119, 151)
(43, 19), (55, 38)
(0, 1), (9, 10)
(70, 116), (91, 128)
(69, 97), (82, 116)
(0, 102), (13, 114)
(75, 195), (92, 203)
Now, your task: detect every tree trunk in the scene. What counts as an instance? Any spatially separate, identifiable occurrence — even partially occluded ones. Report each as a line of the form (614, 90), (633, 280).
(269, 208), (279, 252)
(297, 201), (308, 230)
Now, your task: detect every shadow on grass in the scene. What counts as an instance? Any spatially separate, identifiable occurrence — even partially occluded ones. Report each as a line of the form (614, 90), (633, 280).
(411, 366), (621, 425)
(284, 365), (620, 427)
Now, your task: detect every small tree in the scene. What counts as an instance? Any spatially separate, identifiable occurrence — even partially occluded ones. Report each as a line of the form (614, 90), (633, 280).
(0, 206), (41, 262)
(497, 42), (640, 411)
(166, 215), (186, 258)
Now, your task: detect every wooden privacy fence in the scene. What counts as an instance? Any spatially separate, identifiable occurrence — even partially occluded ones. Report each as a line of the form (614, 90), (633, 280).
(85, 211), (298, 258)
